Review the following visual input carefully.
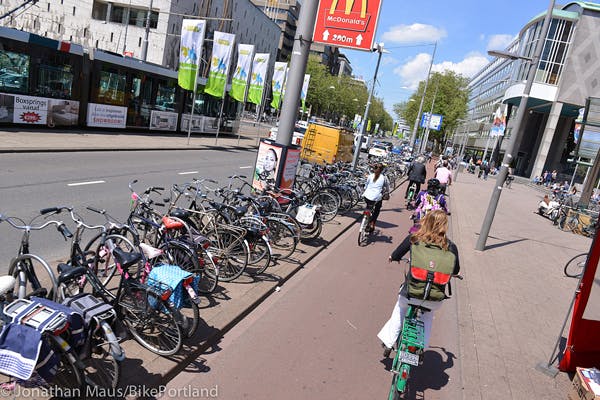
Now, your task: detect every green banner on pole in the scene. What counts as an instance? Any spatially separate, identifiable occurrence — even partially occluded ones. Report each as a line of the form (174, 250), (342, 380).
(230, 44), (254, 103)
(248, 53), (270, 105)
(270, 62), (287, 110)
(205, 31), (235, 98)
(178, 19), (206, 91)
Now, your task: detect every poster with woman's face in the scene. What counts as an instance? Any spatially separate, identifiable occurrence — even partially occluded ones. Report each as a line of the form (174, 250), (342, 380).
(253, 141), (283, 191)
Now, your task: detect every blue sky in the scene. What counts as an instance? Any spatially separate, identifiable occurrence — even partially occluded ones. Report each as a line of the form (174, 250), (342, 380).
(340, 0), (568, 118)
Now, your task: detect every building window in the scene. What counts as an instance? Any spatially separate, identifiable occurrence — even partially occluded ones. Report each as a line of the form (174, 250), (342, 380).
(110, 5), (126, 24)
(0, 49), (29, 94)
(138, 37), (142, 47)
(72, 6), (76, 16)
(47, 3), (50, 11)
(91, 1), (108, 20)
(37, 63), (74, 99)
(110, 32), (113, 42)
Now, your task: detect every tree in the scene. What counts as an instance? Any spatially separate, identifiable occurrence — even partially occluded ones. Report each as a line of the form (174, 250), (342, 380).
(395, 71), (469, 149)
(303, 55), (393, 130)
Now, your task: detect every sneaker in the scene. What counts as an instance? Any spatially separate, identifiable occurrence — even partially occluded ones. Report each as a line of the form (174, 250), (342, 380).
(382, 343), (392, 358)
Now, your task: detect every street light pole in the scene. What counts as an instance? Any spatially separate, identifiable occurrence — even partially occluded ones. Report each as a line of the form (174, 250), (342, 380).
(409, 42), (436, 153)
(475, 0), (555, 251)
(352, 43), (385, 171)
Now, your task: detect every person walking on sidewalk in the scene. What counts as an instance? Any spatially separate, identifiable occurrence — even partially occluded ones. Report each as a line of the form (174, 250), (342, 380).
(378, 210), (460, 356)
(362, 163), (390, 232)
(405, 156), (427, 199)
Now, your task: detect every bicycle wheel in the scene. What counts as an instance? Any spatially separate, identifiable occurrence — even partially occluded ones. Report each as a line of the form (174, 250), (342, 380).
(300, 213), (323, 241)
(8, 254), (57, 301)
(46, 335), (86, 395)
(311, 191), (339, 222)
(357, 215), (368, 246)
(174, 297), (200, 339)
(245, 236), (272, 276)
(119, 286), (182, 356)
(564, 253), (587, 278)
(196, 248), (219, 294)
(266, 218), (298, 260)
(388, 374), (402, 400)
(86, 234), (139, 287)
(83, 334), (121, 390)
(209, 228), (249, 282)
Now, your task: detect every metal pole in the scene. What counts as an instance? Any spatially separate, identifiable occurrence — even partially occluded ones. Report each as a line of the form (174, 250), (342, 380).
(276, 0), (319, 146)
(141, 0), (154, 61)
(409, 42), (436, 152)
(186, 62), (201, 145)
(475, 0), (555, 251)
(419, 78), (439, 154)
(351, 44), (384, 171)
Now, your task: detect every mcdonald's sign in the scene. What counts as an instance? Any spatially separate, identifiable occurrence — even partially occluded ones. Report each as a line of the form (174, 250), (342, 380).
(313, 0), (383, 51)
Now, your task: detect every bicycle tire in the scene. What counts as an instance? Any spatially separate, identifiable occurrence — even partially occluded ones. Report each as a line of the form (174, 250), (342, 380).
(311, 191), (339, 222)
(196, 248), (219, 294)
(300, 213), (323, 241)
(265, 218), (298, 260)
(564, 253), (587, 278)
(358, 215), (368, 246)
(47, 335), (86, 395)
(83, 335), (121, 390)
(245, 236), (272, 276)
(209, 228), (249, 282)
(119, 286), (182, 356)
(8, 254), (58, 301)
(389, 374), (402, 400)
(174, 298), (200, 339)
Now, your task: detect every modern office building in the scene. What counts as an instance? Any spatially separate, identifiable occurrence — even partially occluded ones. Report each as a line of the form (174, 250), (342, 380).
(455, 1), (600, 182)
(0, 0), (279, 70)
(250, 0), (299, 61)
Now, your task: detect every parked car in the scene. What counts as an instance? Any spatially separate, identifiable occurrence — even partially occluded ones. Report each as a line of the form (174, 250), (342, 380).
(368, 143), (389, 158)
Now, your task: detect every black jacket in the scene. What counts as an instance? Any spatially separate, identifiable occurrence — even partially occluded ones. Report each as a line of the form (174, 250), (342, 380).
(408, 162), (427, 183)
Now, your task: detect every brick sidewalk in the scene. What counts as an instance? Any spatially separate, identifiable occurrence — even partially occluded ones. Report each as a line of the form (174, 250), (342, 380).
(450, 171), (590, 399)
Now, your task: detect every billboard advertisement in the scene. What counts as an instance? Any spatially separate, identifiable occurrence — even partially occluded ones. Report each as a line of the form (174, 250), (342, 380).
(150, 110), (178, 131)
(87, 103), (127, 128)
(253, 140), (284, 191)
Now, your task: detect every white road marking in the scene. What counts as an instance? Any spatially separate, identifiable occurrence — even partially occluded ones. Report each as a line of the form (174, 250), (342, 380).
(67, 180), (106, 187)
(239, 166), (253, 169)
(346, 320), (357, 330)
(178, 171), (199, 175)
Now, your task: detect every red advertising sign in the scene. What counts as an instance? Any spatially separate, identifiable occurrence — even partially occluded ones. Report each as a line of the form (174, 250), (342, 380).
(313, 0), (383, 51)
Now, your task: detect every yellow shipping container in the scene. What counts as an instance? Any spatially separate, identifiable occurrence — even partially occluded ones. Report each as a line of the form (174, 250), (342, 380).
(300, 122), (354, 165)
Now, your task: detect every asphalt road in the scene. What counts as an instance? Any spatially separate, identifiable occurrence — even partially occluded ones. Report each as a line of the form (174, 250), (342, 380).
(0, 148), (258, 272)
(164, 191), (464, 400)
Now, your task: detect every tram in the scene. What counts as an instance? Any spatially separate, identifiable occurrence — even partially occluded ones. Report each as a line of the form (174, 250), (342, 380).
(0, 26), (241, 133)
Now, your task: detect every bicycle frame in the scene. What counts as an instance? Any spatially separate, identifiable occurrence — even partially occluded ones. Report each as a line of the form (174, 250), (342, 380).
(389, 304), (426, 398)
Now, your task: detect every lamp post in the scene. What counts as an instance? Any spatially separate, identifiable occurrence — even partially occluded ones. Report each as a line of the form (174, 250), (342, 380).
(408, 42), (436, 153)
(351, 42), (387, 171)
(475, 0), (555, 251)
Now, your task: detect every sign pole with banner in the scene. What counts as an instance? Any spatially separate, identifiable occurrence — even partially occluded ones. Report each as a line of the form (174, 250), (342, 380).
(205, 31), (236, 145)
(178, 19), (207, 145)
(270, 62), (287, 111)
(231, 44), (255, 144)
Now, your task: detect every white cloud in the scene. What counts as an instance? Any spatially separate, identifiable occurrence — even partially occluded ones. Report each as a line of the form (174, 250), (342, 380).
(381, 23), (447, 44)
(393, 52), (489, 89)
(381, 56), (400, 66)
(486, 34), (515, 51)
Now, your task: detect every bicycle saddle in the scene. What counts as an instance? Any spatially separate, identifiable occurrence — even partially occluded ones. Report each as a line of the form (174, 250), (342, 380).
(0, 276), (15, 297)
(112, 248), (143, 270)
(57, 263), (87, 284)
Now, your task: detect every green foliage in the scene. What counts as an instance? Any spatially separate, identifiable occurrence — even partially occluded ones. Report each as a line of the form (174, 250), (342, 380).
(303, 55), (393, 133)
(394, 71), (469, 146)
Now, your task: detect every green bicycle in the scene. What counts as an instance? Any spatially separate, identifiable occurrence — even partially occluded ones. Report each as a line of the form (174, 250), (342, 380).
(387, 271), (462, 399)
